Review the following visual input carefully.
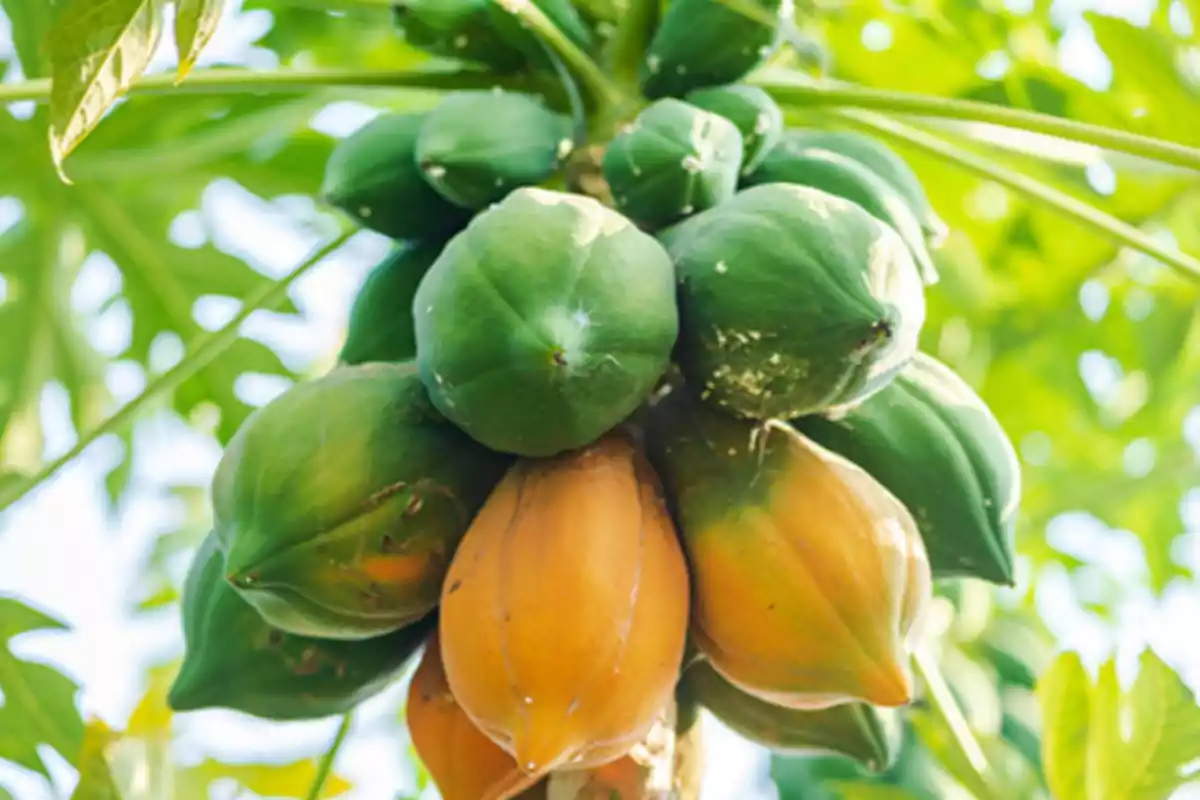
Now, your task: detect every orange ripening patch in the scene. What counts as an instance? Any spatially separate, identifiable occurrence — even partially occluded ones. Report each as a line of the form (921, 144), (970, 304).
(359, 553), (434, 585)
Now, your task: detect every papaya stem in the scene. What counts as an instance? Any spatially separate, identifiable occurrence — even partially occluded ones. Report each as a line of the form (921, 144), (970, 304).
(0, 66), (550, 104)
(754, 75), (1200, 173)
(306, 713), (354, 800)
(485, 0), (623, 110)
(825, 109), (1200, 283)
(606, 0), (660, 90)
(0, 228), (355, 516)
(913, 648), (1002, 800)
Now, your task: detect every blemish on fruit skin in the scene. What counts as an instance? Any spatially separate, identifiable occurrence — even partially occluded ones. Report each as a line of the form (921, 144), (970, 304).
(715, 260), (728, 274)
(358, 206), (372, 218)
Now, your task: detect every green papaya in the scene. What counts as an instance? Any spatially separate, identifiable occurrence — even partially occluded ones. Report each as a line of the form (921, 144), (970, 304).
(792, 352), (1020, 585)
(685, 84), (783, 175)
(415, 90), (573, 210)
(744, 137), (939, 285)
(639, 0), (786, 99)
(601, 98), (744, 229)
(168, 532), (434, 720)
(391, 0), (525, 70)
(339, 242), (442, 366)
(414, 187), (679, 457)
(680, 661), (901, 770)
(320, 112), (472, 241)
(785, 129), (948, 244)
(659, 183), (926, 420)
(214, 362), (513, 640)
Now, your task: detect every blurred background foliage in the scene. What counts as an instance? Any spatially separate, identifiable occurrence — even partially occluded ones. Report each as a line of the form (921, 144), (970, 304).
(0, 0), (1198, 797)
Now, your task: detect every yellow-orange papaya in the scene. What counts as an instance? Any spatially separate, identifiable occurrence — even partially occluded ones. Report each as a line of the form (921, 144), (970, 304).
(438, 432), (691, 778)
(646, 390), (931, 711)
(407, 631), (546, 800)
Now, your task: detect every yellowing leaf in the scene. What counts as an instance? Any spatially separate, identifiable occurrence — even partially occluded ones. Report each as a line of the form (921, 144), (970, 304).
(70, 720), (123, 800)
(180, 759), (352, 800)
(174, 0), (226, 81)
(125, 663), (178, 740)
(1038, 649), (1200, 800)
(1038, 652), (1090, 800)
(47, 0), (165, 178)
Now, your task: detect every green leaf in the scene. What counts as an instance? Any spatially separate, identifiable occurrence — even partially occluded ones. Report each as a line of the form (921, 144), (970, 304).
(174, 0), (226, 81)
(0, 597), (85, 778)
(47, 0), (165, 176)
(828, 785), (927, 800)
(1038, 649), (1200, 800)
(69, 721), (123, 800)
(0, 0), (58, 77)
(176, 759), (353, 800)
(0, 785), (14, 800)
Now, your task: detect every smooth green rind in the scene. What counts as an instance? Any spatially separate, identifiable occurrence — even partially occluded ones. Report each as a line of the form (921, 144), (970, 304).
(786, 128), (948, 243)
(659, 183), (926, 420)
(168, 532), (434, 720)
(320, 112), (472, 241)
(601, 98), (745, 229)
(745, 138), (939, 285)
(392, 0), (525, 71)
(213, 362), (513, 639)
(792, 352), (1020, 585)
(413, 187), (679, 457)
(681, 660), (900, 770)
(685, 84), (783, 175)
(338, 243), (443, 366)
(639, 0), (785, 99)
(415, 90), (573, 210)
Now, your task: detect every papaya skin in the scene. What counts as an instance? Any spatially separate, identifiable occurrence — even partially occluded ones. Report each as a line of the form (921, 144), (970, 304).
(438, 432), (691, 778)
(408, 632), (547, 800)
(646, 389), (931, 712)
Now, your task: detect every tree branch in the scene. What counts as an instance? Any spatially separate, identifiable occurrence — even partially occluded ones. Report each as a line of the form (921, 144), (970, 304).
(0, 66), (547, 105)
(0, 229), (355, 516)
(756, 76), (1200, 173)
(828, 109), (1200, 283)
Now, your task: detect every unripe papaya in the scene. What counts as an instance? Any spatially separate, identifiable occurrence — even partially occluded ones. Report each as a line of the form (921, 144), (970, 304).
(392, 0), (526, 71)
(415, 91), (573, 209)
(487, 0), (595, 63)
(785, 128), (948, 244)
(414, 187), (679, 457)
(601, 98), (744, 229)
(793, 352), (1021, 585)
(168, 532), (432, 720)
(338, 242), (441, 366)
(321, 112), (472, 241)
(438, 433), (691, 777)
(685, 84), (783, 175)
(214, 362), (513, 640)
(640, 0), (786, 99)
(744, 136), (939, 284)
(659, 183), (926, 420)
(408, 631), (548, 800)
(679, 661), (900, 770)
(646, 390), (931, 711)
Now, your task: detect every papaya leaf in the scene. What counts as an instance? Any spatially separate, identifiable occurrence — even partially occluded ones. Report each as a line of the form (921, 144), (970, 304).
(0, 597), (85, 778)
(69, 720), (124, 800)
(176, 759), (353, 800)
(0, 0), (57, 77)
(46, 0), (166, 177)
(828, 785), (926, 800)
(174, 0), (226, 81)
(1038, 649), (1200, 800)
(0, 786), (12, 800)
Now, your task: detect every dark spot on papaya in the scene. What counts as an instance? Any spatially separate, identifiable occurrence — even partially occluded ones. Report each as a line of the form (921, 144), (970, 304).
(447, 579), (463, 594)
(767, 603), (776, 611)
(267, 629), (285, 647)
(381, 534), (395, 553)
(550, 348), (567, 367)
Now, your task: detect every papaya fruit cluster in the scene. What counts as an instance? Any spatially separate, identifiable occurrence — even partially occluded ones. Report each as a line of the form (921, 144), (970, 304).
(168, 4), (1023, 798)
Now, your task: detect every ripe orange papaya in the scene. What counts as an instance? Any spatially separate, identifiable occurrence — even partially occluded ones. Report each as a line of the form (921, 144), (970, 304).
(646, 389), (931, 711)
(407, 631), (547, 800)
(438, 432), (691, 778)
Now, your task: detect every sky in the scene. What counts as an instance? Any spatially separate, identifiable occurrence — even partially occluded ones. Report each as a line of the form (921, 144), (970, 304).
(0, 0), (1198, 799)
